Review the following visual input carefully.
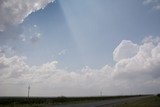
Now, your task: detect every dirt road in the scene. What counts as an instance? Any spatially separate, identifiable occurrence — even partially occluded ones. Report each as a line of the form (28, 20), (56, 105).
(45, 96), (150, 107)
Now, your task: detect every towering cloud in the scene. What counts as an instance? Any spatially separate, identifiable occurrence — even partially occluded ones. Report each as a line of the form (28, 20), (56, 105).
(113, 40), (139, 62)
(114, 37), (160, 80)
(0, 0), (55, 31)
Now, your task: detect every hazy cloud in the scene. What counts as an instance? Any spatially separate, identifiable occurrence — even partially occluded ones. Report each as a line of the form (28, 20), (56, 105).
(143, 0), (158, 4)
(0, 24), (42, 45)
(143, 0), (160, 10)
(19, 24), (42, 43)
(28, 25), (42, 43)
(58, 49), (68, 56)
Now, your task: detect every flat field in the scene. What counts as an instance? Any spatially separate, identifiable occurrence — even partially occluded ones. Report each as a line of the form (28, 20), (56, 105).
(0, 95), (157, 107)
(113, 96), (160, 107)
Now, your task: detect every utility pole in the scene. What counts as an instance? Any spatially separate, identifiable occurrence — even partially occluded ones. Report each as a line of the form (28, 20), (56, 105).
(100, 91), (102, 96)
(28, 85), (30, 98)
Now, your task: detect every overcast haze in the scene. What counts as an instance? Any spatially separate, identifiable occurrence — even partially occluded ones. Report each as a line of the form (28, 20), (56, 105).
(0, 0), (160, 97)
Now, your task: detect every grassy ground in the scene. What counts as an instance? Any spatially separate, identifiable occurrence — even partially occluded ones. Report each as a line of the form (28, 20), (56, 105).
(0, 95), (142, 107)
(0, 104), (44, 107)
(115, 96), (160, 107)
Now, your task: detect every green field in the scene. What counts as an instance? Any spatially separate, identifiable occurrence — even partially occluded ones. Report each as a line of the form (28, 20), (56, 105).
(115, 96), (160, 107)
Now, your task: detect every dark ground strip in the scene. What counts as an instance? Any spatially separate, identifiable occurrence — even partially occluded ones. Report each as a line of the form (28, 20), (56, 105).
(46, 96), (150, 107)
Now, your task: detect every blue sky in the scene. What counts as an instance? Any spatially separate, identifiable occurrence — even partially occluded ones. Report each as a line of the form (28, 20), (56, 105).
(18, 0), (160, 69)
(0, 0), (160, 96)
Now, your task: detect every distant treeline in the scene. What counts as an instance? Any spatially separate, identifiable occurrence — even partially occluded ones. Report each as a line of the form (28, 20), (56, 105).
(0, 95), (147, 105)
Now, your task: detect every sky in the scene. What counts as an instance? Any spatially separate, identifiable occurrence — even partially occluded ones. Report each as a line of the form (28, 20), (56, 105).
(0, 0), (160, 97)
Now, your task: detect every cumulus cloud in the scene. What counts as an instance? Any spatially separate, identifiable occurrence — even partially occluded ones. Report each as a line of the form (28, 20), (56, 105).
(0, 0), (55, 32)
(114, 42), (160, 79)
(0, 1), (53, 45)
(0, 36), (160, 96)
(142, 36), (160, 44)
(113, 40), (139, 62)
(0, 46), (16, 57)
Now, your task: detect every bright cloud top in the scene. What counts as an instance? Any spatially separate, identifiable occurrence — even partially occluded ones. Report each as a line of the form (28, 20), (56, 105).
(0, 36), (160, 96)
(113, 40), (139, 62)
(0, 0), (55, 32)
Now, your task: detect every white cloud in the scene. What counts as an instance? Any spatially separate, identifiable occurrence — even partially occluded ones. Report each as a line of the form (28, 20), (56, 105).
(0, 36), (160, 96)
(0, 0), (55, 32)
(114, 41), (160, 79)
(0, 46), (16, 57)
(58, 49), (68, 56)
(142, 36), (160, 44)
(113, 40), (139, 62)
(33, 25), (37, 28)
